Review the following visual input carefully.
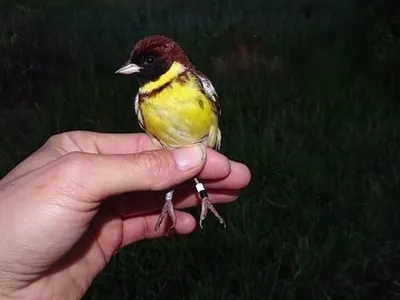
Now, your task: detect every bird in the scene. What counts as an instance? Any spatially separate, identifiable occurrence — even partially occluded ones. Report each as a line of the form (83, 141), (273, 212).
(115, 34), (226, 232)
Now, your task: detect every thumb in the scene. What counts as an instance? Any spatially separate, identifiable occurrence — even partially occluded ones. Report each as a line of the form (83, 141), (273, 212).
(56, 144), (206, 201)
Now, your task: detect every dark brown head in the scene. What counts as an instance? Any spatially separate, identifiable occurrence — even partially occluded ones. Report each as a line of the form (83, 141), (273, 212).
(115, 35), (193, 85)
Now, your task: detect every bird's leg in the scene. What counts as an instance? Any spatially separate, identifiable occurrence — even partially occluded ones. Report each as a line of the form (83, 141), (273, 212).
(155, 189), (176, 233)
(194, 178), (226, 229)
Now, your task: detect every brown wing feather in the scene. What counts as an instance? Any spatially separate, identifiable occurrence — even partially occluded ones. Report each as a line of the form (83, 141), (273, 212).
(192, 70), (222, 151)
(193, 70), (221, 117)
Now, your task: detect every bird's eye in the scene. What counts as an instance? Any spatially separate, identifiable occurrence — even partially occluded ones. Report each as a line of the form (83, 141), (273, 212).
(144, 55), (156, 66)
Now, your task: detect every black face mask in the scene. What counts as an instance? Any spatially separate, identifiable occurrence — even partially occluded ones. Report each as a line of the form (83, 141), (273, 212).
(130, 52), (171, 85)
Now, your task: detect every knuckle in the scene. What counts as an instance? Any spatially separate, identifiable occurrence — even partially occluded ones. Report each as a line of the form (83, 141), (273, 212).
(44, 132), (77, 154)
(55, 152), (91, 181)
(50, 152), (93, 198)
(45, 132), (71, 147)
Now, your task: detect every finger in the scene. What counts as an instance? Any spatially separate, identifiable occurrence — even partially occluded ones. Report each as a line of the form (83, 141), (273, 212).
(197, 150), (231, 180)
(48, 145), (207, 203)
(2, 130), (235, 186)
(202, 160), (252, 189)
(1, 132), (156, 184)
(107, 161), (250, 217)
(59, 131), (157, 154)
(109, 188), (241, 217)
(177, 160), (250, 191)
(120, 210), (196, 246)
(78, 131), (233, 181)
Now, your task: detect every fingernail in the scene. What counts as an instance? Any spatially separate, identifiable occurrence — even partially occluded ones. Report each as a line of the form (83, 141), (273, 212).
(173, 145), (205, 171)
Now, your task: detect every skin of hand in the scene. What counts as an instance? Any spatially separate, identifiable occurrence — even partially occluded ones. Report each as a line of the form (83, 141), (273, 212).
(0, 131), (251, 299)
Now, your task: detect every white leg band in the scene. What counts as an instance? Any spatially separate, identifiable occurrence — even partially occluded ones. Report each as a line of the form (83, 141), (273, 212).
(195, 183), (205, 193)
(165, 190), (174, 201)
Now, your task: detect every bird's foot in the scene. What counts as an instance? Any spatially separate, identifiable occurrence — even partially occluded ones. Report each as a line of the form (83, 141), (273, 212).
(199, 196), (226, 229)
(155, 190), (176, 233)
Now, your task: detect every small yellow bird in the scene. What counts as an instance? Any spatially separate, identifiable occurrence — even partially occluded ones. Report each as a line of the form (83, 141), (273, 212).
(116, 35), (225, 232)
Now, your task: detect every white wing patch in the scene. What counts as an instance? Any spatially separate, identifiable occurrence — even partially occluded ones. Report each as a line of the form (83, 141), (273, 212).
(134, 93), (145, 130)
(215, 127), (222, 150)
(195, 73), (221, 116)
(195, 72), (222, 150)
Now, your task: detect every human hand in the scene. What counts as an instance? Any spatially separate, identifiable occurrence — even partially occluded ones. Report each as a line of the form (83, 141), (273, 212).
(0, 131), (251, 299)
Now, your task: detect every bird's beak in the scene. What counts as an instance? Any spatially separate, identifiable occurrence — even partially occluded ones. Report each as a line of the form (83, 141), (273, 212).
(115, 63), (141, 75)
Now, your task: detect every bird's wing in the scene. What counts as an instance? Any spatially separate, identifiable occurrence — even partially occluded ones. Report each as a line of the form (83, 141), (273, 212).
(134, 92), (146, 131)
(134, 92), (165, 148)
(193, 71), (222, 150)
(194, 71), (221, 117)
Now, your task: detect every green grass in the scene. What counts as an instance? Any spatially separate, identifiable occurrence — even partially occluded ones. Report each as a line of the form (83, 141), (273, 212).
(1, 0), (400, 299)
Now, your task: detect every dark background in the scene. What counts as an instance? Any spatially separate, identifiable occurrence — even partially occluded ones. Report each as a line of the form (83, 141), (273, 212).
(1, 0), (400, 299)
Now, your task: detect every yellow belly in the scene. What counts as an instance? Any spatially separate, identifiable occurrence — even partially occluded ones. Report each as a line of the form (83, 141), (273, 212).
(139, 76), (219, 148)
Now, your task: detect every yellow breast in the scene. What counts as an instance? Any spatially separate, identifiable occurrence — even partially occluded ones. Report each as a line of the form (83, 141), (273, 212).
(138, 63), (219, 148)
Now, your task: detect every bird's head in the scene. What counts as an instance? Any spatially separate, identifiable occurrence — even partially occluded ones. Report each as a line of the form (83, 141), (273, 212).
(115, 35), (193, 86)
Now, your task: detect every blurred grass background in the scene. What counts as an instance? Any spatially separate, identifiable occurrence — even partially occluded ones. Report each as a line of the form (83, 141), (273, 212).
(1, 0), (400, 299)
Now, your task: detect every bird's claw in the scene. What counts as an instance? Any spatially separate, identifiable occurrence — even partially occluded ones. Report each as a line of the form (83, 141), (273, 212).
(199, 197), (226, 229)
(155, 201), (176, 233)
